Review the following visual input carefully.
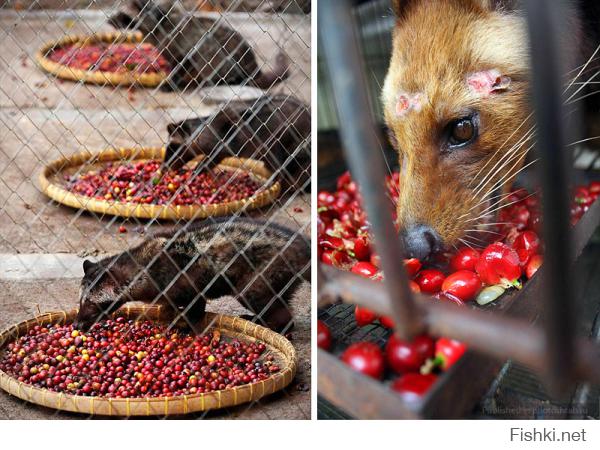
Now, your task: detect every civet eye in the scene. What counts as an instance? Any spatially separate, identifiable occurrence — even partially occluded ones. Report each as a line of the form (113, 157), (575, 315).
(447, 115), (478, 148)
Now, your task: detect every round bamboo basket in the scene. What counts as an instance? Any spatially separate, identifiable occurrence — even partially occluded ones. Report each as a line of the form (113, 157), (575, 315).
(35, 31), (168, 87)
(39, 147), (281, 220)
(0, 306), (297, 416)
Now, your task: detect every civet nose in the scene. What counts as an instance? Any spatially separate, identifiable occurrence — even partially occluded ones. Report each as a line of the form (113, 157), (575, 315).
(72, 316), (93, 331)
(402, 224), (442, 260)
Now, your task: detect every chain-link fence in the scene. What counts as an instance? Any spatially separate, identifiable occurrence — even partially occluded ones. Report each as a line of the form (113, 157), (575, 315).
(0, 0), (310, 419)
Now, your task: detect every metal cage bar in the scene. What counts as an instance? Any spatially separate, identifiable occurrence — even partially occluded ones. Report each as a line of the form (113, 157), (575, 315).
(318, 0), (422, 341)
(524, 0), (576, 393)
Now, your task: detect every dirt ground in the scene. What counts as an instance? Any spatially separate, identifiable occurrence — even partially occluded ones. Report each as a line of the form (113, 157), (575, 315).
(0, 9), (311, 419)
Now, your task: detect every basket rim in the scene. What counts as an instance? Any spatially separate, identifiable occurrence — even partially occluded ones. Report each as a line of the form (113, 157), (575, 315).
(38, 146), (281, 220)
(0, 307), (297, 415)
(35, 30), (169, 87)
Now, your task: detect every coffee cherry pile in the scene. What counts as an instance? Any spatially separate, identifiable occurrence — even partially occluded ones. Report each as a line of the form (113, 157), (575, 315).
(318, 171), (599, 303)
(318, 171), (599, 399)
(48, 43), (171, 74)
(65, 160), (264, 206)
(0, 317), (279, 398)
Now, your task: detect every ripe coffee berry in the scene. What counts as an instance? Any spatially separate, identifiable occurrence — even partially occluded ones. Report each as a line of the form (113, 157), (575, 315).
(49, 43), (171, 74)
(66, 160), (264, 207)
(0, 318), (279, 398)
(318, 171), (600, 399)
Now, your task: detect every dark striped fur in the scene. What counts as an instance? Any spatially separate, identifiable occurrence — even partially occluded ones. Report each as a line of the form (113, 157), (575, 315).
(75, 218), (310, 333)
(108, 0), (289, 90)
(165, 94), (310, 193)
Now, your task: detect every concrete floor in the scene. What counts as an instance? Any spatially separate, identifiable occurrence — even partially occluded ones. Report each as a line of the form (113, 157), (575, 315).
(0, 9), (311, 419)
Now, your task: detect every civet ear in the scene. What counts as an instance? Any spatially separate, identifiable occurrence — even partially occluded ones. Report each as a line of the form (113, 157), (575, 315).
(470, 0), (519, 12)
(107, 12), (134, 30)
(133, 0), (152, 12)
(392, 0), (518, 18)
(82, 259), (96, 276)
(390, 0), (419, 19)
(467, 69), (511, 98)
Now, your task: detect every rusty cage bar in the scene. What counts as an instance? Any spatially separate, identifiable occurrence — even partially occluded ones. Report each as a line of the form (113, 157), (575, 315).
(317, 0), (600, 418)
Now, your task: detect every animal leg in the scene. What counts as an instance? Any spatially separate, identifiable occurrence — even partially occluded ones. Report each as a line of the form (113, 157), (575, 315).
(160, 68), (186, 92)
(181, 295), (208, 335)
(236, 272), (295, 333)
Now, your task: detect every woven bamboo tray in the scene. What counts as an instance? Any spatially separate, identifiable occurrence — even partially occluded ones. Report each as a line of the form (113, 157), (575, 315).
(39, 147), (281, 220)
(0, 306), (297, 416)
(35, 31), (168, 87)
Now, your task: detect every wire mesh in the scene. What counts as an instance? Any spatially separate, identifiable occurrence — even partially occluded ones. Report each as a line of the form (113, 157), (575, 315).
(0, 0), (310, 419)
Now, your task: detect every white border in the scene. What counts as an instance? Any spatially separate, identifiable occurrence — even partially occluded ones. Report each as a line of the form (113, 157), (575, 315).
(310, 0), (318, 423)
(0, 420), (598, 449)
